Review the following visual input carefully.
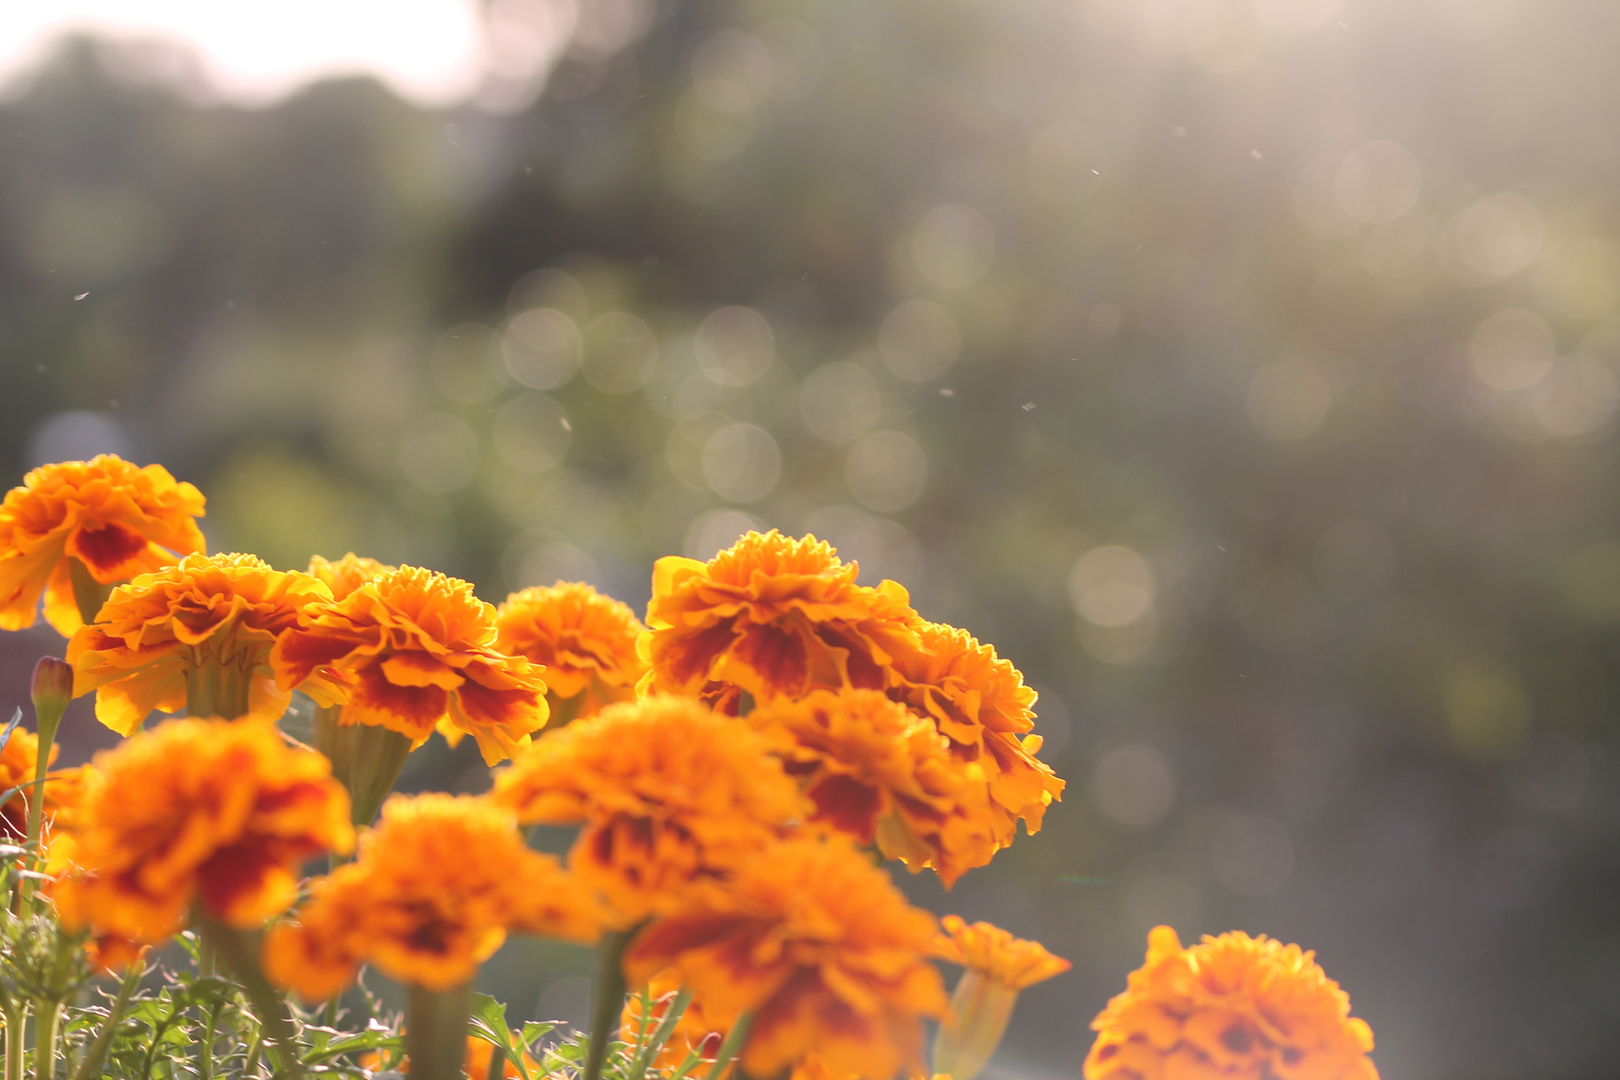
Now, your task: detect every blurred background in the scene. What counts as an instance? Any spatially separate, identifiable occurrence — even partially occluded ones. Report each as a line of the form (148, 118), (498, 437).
(2, 1), (1618, 1076)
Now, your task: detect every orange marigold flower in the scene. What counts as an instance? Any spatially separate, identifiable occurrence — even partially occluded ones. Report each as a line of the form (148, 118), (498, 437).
(263, 793), (600, 998)
(640, 531), (920, 711)
(747, 688), (998, 887)
(887, 622), (1064, 847)
(1086, 926), (1379, 1080)
(935, 915), (1071, 990)
(621, 968), (727, 1074)
(360, 1035), (541, 1079)
(497, 581), (648, 720)
(0, 455), (206, 636)
(50, 716), (354, 949)
(270, 566), (548, 765)
(307, 552), (395, 601)
(625, 835), (947, 1080)
(66, 553), (333, 733)
(933, 916), (1071, 1080)
(491, 695), (803, 925)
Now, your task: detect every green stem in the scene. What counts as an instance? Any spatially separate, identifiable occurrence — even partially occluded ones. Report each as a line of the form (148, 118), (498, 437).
(33, 1003), (57, 1080)
(405, 982), (471, 1080)
(630, 988), (692, 1080)
(5, 1003), (27, 1080)
(313, 707), (412, 828)
(704, 1012), (752, 1080)
(185, 654), (254, 721)
(196, 919), (304, 1080)
(584, 928), (634, 1080)
(196, 999), (221, 1080)
(70, 963), (141, 1080)
(67, 559), (113, 629)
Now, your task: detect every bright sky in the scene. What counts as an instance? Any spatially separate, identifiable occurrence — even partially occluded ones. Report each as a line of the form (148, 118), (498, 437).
(0, 1), (559, 106)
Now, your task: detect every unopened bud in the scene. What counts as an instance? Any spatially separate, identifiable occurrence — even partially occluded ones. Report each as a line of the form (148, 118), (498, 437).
(31, 655), (74, 736)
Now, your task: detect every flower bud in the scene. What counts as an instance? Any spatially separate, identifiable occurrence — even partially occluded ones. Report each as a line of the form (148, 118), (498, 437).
(31, 655), (74, 734)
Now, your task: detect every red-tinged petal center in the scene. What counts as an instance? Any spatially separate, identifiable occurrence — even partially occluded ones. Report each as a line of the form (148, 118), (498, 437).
(66, 520), (150, 581)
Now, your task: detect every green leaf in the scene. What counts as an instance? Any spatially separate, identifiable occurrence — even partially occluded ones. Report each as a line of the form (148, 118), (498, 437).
(467, 992), (533, 1080)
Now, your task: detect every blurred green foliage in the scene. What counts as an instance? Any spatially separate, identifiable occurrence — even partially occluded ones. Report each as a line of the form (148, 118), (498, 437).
(2, 2), (1619, 1077)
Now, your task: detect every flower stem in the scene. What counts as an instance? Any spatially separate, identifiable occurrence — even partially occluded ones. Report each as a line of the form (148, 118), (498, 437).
(584, 928), (634, 1080)
(69, 962), (141, 1080)
(196, 918), (304, 1080)
(4, 1002), (26, 1080)
(313, 707), (412, 828)
(33, 1002), (57, 1080)
(185, 655), (253, 720)
(405, 982), (472, 1080)
(704, 1012), (752, 1080)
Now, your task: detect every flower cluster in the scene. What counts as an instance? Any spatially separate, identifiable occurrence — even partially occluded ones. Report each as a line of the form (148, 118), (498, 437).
(0, 460), (1379, 1080)
(641, 531), (1063, 884)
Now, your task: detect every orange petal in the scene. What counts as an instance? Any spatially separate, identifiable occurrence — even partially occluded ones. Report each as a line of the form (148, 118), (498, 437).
(381, 650), (465, 691)
(65, 520), (152, 582)
(42, 555), (84, 637)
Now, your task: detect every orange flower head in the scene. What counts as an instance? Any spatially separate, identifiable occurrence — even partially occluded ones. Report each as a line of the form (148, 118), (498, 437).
(271, 565), (549, 765)
(0, 455), (206, 636)
(625, 834), (947, 1080)
(307, 552), (395, 601)
(0, 728), (83, 849)
(935, 915), (1070, 990)
(748, 688), (999, 887)
(640, 531), (921, 711)
(1086, 927), (1379, 1080)
(66, 553), (334, 733)
(621, 968), (728, 1074)
(888, 622), (1064, 845)
(493, 695), (803, 924)
(932, 917), (1070, 1080)
(50, 716), (354, 949)
(497, 581), (648, 718)
(263, 793), (601, 998)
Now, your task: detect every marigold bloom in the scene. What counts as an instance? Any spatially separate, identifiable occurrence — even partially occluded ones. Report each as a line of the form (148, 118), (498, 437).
(1086, 927), (1379, 1080)
(640, 531), (920, 711)
(497, 581), (647, 720)
(263, 793), (600, 998)
(360, 1035), (540, 1079)
(0, 456), (206, 636)
(625, 835), (947, 1080)
(747, 688), (997, 886)
(933, 916), (1071, 1080)
(50, 716), (354, 948)
(492, 695), (803, 924)
(935, 915), (1071, 990)
(307, 552), (395, 601)
(888, 622), (1064, 848)
(271, 566), (548, 765)
(66, 553), (333, 732)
